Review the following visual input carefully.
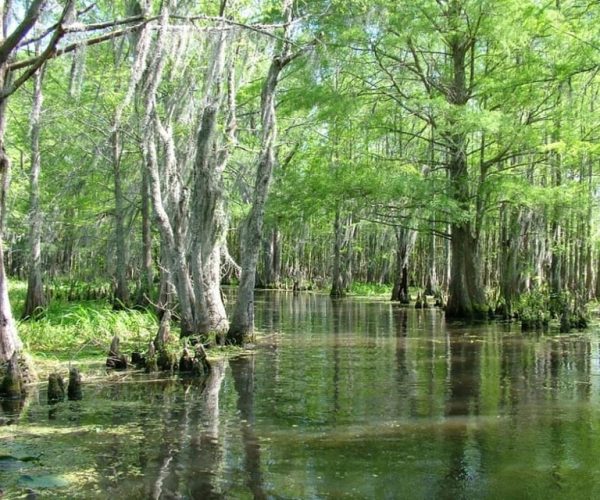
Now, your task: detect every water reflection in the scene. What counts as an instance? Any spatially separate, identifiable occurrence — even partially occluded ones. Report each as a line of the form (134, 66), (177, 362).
(2, 291), (600, 498)
(230, 356), (266, 500)
(438, 325), (482, 499)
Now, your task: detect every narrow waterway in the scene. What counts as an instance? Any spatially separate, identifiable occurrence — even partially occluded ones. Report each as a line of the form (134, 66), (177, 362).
(2, 291), (600, 498)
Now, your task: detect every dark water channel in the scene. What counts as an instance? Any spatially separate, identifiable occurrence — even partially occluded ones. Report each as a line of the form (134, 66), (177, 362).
(2, 291), (600, 498)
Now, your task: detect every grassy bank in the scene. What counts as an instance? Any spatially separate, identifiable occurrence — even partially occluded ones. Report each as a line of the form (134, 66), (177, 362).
(9, 282), (251, 380)
(10, 282), (158, 361)
(347, 282), (393, 297)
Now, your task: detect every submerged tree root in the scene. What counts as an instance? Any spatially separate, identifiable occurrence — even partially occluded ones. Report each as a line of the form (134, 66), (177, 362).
(0, 353), (37, 399)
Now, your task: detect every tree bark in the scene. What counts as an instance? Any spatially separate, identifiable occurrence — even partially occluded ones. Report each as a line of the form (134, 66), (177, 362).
(0, 20), (19, 366)
(272, 229), (281, 286)
(137, 168), (153, 306)
(112, 128), (130, 308)
(391, 227), (416, 303)
(260, 228), (274, 288)
(188, 25), (232, 337)
(499, 208), (528, 317)
(139, 10), (232, 338)
(227, 0), (295, 345)
(444, 28), (487, 319)
(22, 64), (46, 319)
(330, 207), (345, 298)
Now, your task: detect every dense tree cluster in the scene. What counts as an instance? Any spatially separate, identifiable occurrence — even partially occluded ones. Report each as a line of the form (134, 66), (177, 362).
(1, 0), (599, 390)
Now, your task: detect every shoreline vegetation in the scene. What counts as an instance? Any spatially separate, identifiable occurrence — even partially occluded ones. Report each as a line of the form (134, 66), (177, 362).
(1, 0), (599, 399)
(7, 280), (595, 392)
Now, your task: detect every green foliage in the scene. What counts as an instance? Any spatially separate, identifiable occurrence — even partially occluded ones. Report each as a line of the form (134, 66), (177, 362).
(11, 282), (158, 357)
(517, 288), (551, 331)
(348, 282), (392, 297)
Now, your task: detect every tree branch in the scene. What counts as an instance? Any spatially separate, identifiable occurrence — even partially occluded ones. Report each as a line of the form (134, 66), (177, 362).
(1, 1), (75, 102)
(0, 0), (46, 66)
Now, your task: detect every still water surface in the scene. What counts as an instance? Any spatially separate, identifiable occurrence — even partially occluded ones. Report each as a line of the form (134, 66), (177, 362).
(2, 291), (600, 498)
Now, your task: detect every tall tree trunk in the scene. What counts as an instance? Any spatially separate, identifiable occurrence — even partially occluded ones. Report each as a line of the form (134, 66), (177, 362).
(139, 10), (231, 338)
(112, 129), (130, 308)
(0, 63), (20, 373)
(137, 168), (153, 306)
(444, 32), (487, 319)
(0, 0), (76, 393)
(425, 230), (438, 295)
(499, 208), (528, 317)
(341, 215), (354, 291)
(22, 65), (46, 319)
(187, 21), (235, 338)
(144, 115), (197, 335)
(227, 0), (296, 345)
(204, 246), (228, 335)
(272, 229), (281, 286)
(260, 228), (274, 288)
(157, 249), (172, 317)
(391, 226), (416, 303)
(189, 100), (229, 337)
(0, 65), (19, 396)
(330, 207), (345, 298)
(0, 151), (19, 367)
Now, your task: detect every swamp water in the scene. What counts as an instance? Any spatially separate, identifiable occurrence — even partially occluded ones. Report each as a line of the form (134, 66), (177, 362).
(2, 291), (600, 498)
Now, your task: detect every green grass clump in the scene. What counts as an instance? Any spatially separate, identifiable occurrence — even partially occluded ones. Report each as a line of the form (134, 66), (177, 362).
(517, 288), (551, 331)
(347, 282), (392, 296)
(10, 281), (158, 359)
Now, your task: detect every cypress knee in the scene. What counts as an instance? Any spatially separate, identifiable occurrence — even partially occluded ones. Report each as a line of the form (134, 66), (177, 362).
(47, 373), (65, 404)
(67, 368), (83, 401)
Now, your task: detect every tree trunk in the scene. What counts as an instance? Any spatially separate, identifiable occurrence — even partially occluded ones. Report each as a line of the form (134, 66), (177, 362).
(135, 168), (153, 306)
(330, 207), (345, 298)
(499, 208), (528, 317)
(0, 75), (20, 393)
(189, 101), (229, 337)
(444, 33), (487, 319)
(0, 0), (74, 392)
(112, 129), (130, 308)
(272, 229), (281, 286)
(0, 63), (20, 369)
(139, 13), (230, 338)
(391, 227), (416, 303)
(22, 65), (46, 319)
(203, 246), (228, 335)
(227, 1), (295, 345)
(187, 26), (232, 339)
(157, 249), (172, 316)
(341, 215), (354, 291)
(260, 228), (274, 288)
(425, 230), (438, 295)
(446, 223), (486, 318)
